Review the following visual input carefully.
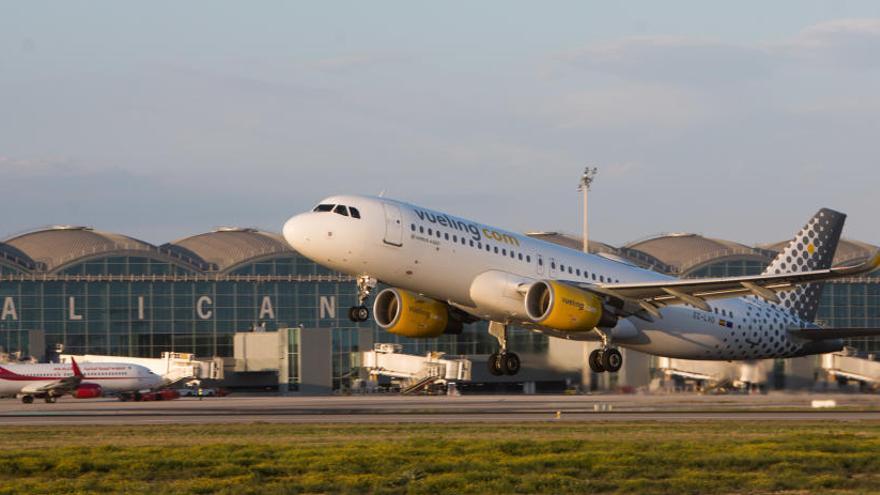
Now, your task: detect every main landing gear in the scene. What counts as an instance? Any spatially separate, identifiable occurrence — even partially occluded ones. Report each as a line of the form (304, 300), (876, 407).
(487, 321), (521, 376)
(588, 328), (623, 373)
(348, 275), (377, 323)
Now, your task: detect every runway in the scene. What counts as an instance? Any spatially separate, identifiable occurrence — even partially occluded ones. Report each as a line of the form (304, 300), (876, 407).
(1, 393), (879, 425)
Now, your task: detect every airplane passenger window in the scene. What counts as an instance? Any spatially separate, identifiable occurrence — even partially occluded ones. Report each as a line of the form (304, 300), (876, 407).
(592, 274), (596, 280)
(313, 204), (334, 212)
(568, 266), (573, 274)
(350, 207), (361, 218)
(600, 275), (605, 282)
(576, 269), (581, 276)
(551, 262), (556, 269)
(510, 251), (515, 258)
(527, 255), (532, 263)
(411, 224), (416, 231)
(502, 248), (507, 256)
(419, 226), (424, 233)
(445, 233), (449, 240)
(333, 205), (349, 216)
(428, 228), (433, 235)
(453, 235), (458, 242)
(436, 230), (442, 238)
(469, 240), (474, 247)
(494, 246), (499, 254)
(560, 264), (565, 271)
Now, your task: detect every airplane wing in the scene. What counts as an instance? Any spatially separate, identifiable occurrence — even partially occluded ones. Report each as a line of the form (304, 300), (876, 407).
(20, 376), (80, 394)
(787, 328), (880, 340)
(576, 252), (880, 317)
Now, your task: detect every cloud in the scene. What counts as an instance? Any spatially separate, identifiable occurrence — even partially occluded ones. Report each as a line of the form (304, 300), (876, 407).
(566, 36), (773, 85)
(309, 54), (411, 74)
(775, 18), (880, 69)
(564, 19), (880, 85)
(540, 84), (708, 130)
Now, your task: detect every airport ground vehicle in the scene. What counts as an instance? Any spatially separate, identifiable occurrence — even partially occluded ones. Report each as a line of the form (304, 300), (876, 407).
(117, 389), (180, 401)
(177, 387), (228, 397)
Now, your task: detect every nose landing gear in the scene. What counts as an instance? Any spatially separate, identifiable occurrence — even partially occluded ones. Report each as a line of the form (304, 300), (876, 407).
(348, 305), (370, 322)
(487, 322), (522, 376)
(348, 275), (377, 322)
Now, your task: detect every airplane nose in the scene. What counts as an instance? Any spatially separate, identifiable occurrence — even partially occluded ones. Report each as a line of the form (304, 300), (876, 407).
(282, 214), (307, 251)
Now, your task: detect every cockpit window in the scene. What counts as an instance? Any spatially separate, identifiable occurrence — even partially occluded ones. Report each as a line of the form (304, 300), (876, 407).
(333, 205), (349, 216)
(313, 204), (334, 212)
(349, 207), (361, 219)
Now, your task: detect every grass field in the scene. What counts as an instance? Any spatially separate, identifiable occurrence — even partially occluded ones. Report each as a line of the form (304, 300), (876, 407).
(0, 421), (879, 494)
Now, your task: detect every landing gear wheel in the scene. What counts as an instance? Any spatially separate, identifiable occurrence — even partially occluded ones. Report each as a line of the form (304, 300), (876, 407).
(488, 353), (504, 376)
(348, 306), (370, 322)
(602, 348), (623, 373)
(354, 306), (369, 322)
(589, 349), (606, 373)
(21, 395), (34, 404)
(500, 352), (521, 376)
(44, 396), (56, 404)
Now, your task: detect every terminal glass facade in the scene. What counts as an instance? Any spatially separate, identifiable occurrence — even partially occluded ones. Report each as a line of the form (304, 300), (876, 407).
(819, 278), (880, 353)
(0, 227), (876, 390)
(685, 259), (768, 278)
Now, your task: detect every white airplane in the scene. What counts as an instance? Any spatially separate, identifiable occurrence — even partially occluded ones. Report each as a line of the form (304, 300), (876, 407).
(0, 357), (163, 403)
(282, 195), (880, 376)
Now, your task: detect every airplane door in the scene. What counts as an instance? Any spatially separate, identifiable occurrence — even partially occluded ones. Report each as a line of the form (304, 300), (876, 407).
(382, 203), (404, 247)
(549, 257), (558, 278)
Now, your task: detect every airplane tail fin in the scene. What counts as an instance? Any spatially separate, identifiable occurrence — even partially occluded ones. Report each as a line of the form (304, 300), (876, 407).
(761, 208), (846, 322)
(70, 357), (84, 378)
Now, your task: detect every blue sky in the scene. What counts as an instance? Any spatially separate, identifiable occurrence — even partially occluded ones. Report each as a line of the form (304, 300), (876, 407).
(2, 2), (878, 246)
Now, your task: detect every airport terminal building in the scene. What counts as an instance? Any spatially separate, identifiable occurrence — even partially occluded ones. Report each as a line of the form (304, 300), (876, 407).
(0, 225), (877, 392)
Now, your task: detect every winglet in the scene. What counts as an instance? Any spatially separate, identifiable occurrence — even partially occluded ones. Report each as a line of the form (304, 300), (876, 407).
(70, 357), (84, 378)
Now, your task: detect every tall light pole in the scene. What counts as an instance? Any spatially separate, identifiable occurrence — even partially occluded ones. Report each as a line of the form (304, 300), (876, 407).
(578, 167), (597, 254)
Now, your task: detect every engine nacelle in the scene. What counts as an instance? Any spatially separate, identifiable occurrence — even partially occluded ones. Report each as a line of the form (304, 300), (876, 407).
(373, 288), (463, 338)
(525, 280), (617, 332)
(73, 383), (103, 399)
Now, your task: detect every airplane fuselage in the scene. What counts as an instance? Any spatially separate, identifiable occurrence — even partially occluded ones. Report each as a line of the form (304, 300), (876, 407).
(283, 195), (841, 360)
(0, 362), (162, 397)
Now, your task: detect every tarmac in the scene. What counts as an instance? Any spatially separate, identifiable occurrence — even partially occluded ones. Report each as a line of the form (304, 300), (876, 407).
(0, 393), (879, 425)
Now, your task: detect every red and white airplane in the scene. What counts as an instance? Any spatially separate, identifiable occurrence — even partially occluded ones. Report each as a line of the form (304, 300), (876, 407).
(0, 357), (163, 403)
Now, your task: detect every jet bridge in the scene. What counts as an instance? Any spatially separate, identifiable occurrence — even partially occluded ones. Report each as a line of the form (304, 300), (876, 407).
(60, 352), (223, 385)
(358, 344), (471, 394)
(654, 357), (771, 391)
(822, 350), (880, 390)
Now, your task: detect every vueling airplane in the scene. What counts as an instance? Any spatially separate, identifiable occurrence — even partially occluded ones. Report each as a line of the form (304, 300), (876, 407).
(283, 195), (880, 376)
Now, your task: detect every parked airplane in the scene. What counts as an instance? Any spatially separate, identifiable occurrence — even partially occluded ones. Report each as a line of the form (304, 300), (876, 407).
(0, 357), (163, 403)
(282, 195), (880, 376)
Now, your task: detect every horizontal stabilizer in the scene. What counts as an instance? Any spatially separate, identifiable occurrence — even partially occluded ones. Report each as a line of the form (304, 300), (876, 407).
(788, 327), (880, 340)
